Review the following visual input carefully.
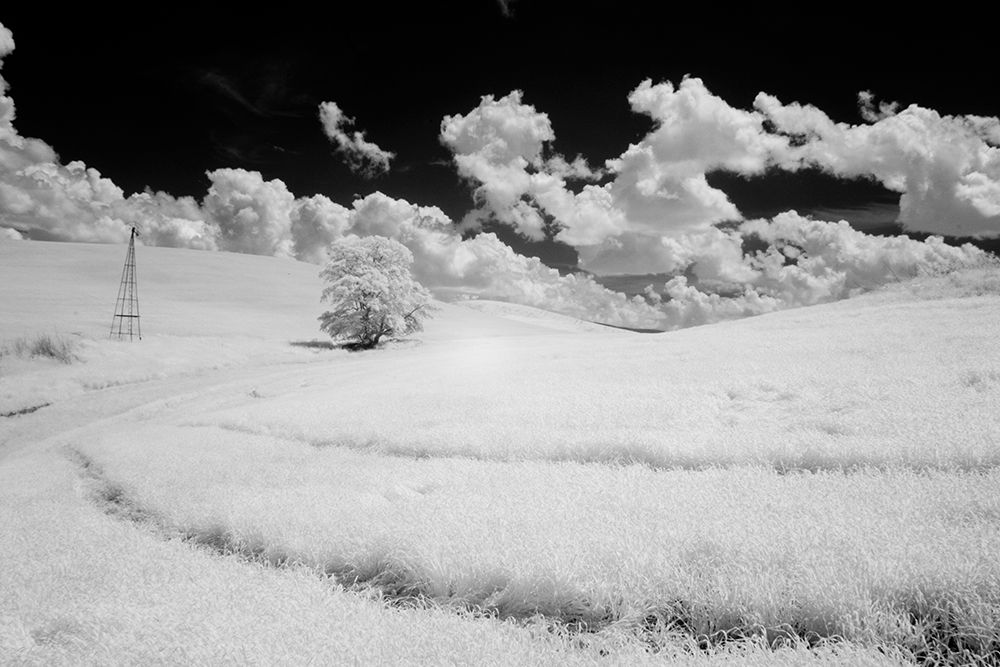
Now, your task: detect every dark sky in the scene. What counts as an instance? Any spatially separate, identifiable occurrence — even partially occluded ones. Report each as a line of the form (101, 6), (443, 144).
(2, 4), (997, 262)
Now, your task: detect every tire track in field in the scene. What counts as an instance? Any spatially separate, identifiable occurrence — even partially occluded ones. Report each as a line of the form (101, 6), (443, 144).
(66, 447), (742, 647)
(201, 420), (1000, 474)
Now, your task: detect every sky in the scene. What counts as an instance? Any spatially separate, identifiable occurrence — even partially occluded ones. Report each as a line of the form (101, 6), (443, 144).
(1, 4), (998, 328)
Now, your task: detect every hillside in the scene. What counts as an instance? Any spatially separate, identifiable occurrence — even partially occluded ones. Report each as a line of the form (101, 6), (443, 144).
(2, 240), (999, 665)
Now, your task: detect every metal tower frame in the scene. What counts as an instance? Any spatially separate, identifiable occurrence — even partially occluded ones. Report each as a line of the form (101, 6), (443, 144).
(110, 226), (142, 341)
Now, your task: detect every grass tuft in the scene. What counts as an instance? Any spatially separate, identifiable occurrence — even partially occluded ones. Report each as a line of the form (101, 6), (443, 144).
(0, 333), (78, 364)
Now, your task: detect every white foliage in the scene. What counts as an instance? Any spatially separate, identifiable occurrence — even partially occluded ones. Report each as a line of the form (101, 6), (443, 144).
(318, 236), (433, 347)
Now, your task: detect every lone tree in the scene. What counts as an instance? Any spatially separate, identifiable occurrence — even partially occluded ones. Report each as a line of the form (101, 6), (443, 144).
(318, 235), (433, 349)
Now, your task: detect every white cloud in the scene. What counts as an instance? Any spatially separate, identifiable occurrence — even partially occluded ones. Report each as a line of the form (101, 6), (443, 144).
(0, 150), (217, 249)
(442, 79), (1000, 287)
(740, 212), (984, 300)
(658, 275), (782, 329)
(439, 79), (784, 264)
(120, 190), (217, 251)
(755, 92), (1000, 237)
(648, 212), (988, 330)
(495, 0), (515, 17)
(202, 168), (296, 257)
(0, 161), (131, 243)
(576, 225), (755, 285)
(440, 91), (553, 164)
(348, 191), (451, 239)
(562, 77), (801, 251)
(0, 224), (22, 240)
(0, 23), (13, 57)
(575, 232), (689, 276)
(440, 90), (614, 243)
(533, 178), (624, 246)
(440, 90), (555, 239)
(318, 101), (394, 177)
(543, 154), (603, 181)
(628, 78), (786, 175)
(290, 195), (351, 265)
(604, 155), (738, 236)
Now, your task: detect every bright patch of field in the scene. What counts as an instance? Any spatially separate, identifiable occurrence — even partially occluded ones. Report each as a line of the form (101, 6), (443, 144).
(190, 282), (1000, 472)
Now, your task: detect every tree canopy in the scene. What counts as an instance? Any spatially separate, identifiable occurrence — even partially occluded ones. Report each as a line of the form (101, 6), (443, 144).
(318, 235), (433, 348)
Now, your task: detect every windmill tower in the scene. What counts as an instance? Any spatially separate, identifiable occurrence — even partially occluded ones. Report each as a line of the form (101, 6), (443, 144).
(110, 226), (142, 341)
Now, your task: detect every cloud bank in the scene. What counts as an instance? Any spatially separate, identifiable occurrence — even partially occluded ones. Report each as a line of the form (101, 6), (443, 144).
(651, 211), (984, 329)
(0, 21), (993, 332)
(440, 80), (793, 275)
(441, 78), (1000, 280)
(756, 91), (1000, 237)
(318, 101), (394, 177)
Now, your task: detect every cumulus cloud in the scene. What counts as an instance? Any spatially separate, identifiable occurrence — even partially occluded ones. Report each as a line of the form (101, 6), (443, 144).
(616, 79), (999, 242)
(579, 225), (757, 286)
(441, 91), (553, 163)
(754, 91), (1000, 237)
(544, 154), (603, 181)
(118, 190), (217, 250)
(0, 23), (13, 57)
(439, 80), (791, 273)
(0, 151), (217, 246)
(0, 160), (131, 242)
(443, 79), (1000, 282)
(440, 90), (554, 238)
(603, 78), (785, 238)
(569, 209), (987, 331)
(202, 168), (297, 256)
(289, 194), (351, 265)
(0, 224), (22, 240)
(439, 91), (611, 242)
(648, 212), (988, 330)
(609, 80), (1000, 240)
(318, 101), (394, 177)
